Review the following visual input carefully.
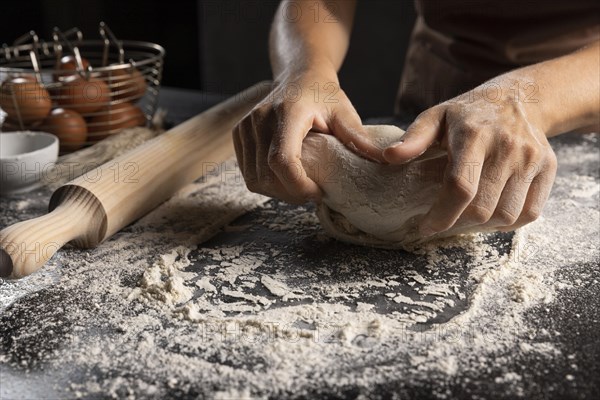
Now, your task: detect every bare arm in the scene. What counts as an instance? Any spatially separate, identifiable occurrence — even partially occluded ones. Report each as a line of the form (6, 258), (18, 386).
(234, 0), (383, 204)
(523, 40), (600, 136)
(383, 40), (600, 238)
(269, 0), (356, 79)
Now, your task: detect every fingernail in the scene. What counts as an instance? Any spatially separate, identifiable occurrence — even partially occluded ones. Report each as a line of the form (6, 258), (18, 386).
(419, 224), (437, 237)
(349, 143), (380, 163)
(386, 139), (404, 149)
(361, 151), (382, 163)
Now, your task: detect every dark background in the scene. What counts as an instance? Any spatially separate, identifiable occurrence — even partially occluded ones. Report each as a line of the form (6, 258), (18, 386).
(0, 0), (416, 118)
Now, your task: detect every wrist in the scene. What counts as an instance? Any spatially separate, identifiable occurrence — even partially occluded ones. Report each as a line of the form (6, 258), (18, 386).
(485, 72), (553, 136)
(274, 56), (339, 85)
(500, 45), (600, 137)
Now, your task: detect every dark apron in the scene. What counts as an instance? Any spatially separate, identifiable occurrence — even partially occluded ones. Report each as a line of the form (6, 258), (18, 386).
(396, 0), (600, 117)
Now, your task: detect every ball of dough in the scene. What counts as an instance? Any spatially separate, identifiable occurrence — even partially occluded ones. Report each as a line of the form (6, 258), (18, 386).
(301, 125), (451, 248)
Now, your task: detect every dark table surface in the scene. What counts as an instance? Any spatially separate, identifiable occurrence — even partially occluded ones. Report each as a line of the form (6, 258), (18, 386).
(0, 87), (599, 399)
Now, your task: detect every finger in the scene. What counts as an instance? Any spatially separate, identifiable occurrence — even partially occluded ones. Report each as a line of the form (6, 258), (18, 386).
(237, 118), (301, 204)
(419, 146), (484, 237)
(268, 110), (322, 203)
(232, 123), (244, 169)
(486, 173), (530, 229)
(497, 159), (556, 231)
(237, 120), (261, 194)
(255, 127), (302, 204)
(329, 104), (386, 163)
(253, 110), (277, 191)
(453, 159), (511, 228)
(383, 106), (445, 164)
(252, 173), (307, 205)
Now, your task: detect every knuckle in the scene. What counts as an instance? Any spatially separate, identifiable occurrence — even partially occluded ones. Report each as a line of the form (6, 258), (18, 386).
(271, 100), (283, 112)
(497, 132), (517, 151)
(522, 144), (540, 161)
(456, 123), (488, 149)
(521, 207), (542, 223)
(254, 103), (272, 116)
(535, 152), (558, 183)
(267, 151), (287, 169)
(444, 103), (462, 118)
(271, 98), (292, 114)
(250, 104), (272, 125)
(245, 179), (274, 198)
(268, 152), (304, 185)
(445, 172), (477, 200)
(427, 219), (453, 233)
(235, 115), (250, 133)
(493, 208), (519, 226)
(545, 150), (558, 171)
(426, 104), (444, 116)
(460, 123), (480, 139)
(468, 204), (494, 224)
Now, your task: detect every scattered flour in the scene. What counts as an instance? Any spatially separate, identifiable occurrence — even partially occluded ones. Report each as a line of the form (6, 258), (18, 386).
(0, 131), (598, 399)
(260, 275), (307, 301)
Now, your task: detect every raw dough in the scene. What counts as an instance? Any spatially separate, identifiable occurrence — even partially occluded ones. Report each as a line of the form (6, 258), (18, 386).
(301, 125), (452, 248)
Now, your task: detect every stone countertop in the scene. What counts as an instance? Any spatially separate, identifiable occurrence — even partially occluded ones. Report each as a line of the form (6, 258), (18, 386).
(0, 88), (598, 399)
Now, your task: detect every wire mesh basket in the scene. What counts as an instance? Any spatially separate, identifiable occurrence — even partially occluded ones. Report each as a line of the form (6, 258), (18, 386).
(0, 23), (165, 153)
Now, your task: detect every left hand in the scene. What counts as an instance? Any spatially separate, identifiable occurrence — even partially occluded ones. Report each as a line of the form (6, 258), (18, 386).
(382, 78), (558, 237)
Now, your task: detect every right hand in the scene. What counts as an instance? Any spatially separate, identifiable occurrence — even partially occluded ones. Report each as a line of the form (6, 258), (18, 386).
(233, 67), (384, 204)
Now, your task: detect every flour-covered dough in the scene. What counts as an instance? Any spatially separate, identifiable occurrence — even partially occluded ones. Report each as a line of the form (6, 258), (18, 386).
(301, 125), (454, 248)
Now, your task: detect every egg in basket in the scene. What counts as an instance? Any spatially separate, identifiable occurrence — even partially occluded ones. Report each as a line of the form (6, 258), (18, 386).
(0, 23), (165, 153)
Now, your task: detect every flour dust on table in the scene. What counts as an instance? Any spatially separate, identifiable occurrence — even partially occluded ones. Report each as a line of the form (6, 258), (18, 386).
(0, 128), (598, 399)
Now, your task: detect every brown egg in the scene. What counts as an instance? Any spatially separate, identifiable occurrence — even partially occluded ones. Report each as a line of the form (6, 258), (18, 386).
(104, 67), (147, 101)
(0, 77), (52, 123)
(87, 102), (146, 141)
(55, 56), (91, 81)
(56, 76), (110, 115)
(40, 108), (88, 152)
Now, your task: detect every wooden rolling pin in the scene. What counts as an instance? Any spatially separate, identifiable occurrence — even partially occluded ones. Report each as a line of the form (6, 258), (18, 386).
(0, 81), (272, 279)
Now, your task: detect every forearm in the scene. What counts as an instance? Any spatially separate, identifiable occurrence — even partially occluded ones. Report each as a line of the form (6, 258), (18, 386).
(269, 0), (356, 80)
(506, 40), (600, 137)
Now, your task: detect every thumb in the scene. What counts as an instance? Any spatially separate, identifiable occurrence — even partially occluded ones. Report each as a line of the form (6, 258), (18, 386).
(330, 106), (386, 163)
(383, 107), (444, 164)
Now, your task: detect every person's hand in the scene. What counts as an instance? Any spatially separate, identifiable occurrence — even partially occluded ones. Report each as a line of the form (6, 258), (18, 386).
(383, 78), (558, 236)
(233, 66), (384, 204)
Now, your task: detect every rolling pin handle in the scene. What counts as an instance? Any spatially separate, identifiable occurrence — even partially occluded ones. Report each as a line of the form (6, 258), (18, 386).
(0, 207), (78, 278)
(0, 186), (106, 279)
(0, 82), (271, 279)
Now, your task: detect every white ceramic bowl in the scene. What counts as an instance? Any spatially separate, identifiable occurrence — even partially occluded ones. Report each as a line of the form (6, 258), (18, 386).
(0, 131), (59, 196)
